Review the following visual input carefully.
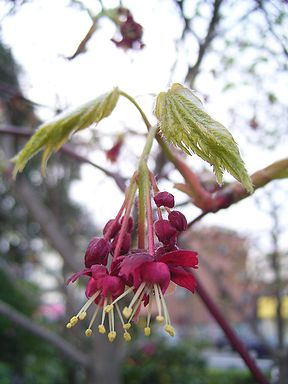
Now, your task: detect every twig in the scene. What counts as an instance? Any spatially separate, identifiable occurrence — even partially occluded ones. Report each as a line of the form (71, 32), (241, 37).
(0, 125), (127, 192)
(185, 0), (224, 87)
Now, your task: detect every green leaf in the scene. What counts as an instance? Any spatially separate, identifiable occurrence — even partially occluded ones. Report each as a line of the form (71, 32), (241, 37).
(12, 87), (120, 176)
(155, 83), (253, 193)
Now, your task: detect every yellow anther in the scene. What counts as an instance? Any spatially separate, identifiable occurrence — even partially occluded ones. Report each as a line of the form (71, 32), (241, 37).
(144, 327), (151, 336)
(98, 324), (106, 334)
(156, 315), (164, 323)
(85, 329), (92, 337)
(70, 316), (78, 325)
(108, 331), (117, 342)
(79, 312), (87, 320)
(123, 306), (132, 319)
(104, 304), (114, 313)
(66, 322), (72, 329)
(123, 323), (131, 330)
(164, 324), (175, 337)
(123, 332), (132, 342)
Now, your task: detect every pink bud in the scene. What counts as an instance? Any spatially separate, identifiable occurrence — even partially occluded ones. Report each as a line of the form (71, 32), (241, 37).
(155, 244), (178, 259)
(111, 233), (132, 255)
(154, 219), (177, 245)
(168, 211), (188, 232)
(85, 237), (111, 268)
(120, 216), (134, 233)
(154, 191), (175, 208)
(103, 219), (121, 239)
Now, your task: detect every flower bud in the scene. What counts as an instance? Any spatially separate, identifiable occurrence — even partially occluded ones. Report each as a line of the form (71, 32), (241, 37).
(111, 233), (132, 255)
(155, 244), (178, 259)
(153, 191), (175, 208)
(85, 237), (111, 268)
(103, 219), (121, 239)
(154, 219), (177, 245)
(120, 216), (134, 233)
(168, 210), (188, 232)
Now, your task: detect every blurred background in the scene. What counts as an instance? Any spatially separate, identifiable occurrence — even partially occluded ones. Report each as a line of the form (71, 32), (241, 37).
(0, 0), (287, 383)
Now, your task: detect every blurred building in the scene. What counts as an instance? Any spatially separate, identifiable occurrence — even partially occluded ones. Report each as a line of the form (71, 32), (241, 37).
(166, 226), (262, 333)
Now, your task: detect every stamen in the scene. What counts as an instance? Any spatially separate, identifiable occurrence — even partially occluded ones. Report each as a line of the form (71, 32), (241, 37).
(146, 293), (153, 328)
(79, 312), (87, 320)
(98, 298), (107, 334)
(159, 286), (171, 325)
(98, 324), (106, 334)
(108, 331), (117, 342)
(86, 304), (101, 336)
(153, 284), (163, 322)
(164, 324), (175, 337)
(115, 303), (127, 330)
(144, 327), (151, 336)
(123, 282), (145, 318)
(128, 283), (146, 308)
(123, 331), (131, 342)
(127, 286), (147, 323)
(76, 291), (100, 318)
(111, 300), (115, 332)
(107, 286), (134, 308)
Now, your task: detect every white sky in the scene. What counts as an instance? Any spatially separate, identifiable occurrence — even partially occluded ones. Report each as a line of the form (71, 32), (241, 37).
(1, 0), (287, 254)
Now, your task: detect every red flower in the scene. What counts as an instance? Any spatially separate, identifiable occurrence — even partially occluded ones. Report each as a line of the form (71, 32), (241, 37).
(105, 136), (123, 163)
(66, 264), (130, 342)
(119, 249), (198, 293)
(104, 249), (198, 337)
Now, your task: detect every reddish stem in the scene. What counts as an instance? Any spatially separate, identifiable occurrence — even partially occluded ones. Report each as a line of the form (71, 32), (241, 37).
(146, 187), (155, 255)
(137, 198), (145, 249)
(149, 172), (160, 194)
(195, 276), (270, 384)
(157, 207), (163, 220)
(103, 197), (127, 241)
(112, 182), (137, 260)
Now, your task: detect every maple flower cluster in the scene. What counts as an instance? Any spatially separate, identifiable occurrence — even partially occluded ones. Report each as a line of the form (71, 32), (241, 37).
(66, 179), (198, 343)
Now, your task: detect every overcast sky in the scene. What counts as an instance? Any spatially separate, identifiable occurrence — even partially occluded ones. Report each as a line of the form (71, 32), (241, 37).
(1, 0), (287, 254)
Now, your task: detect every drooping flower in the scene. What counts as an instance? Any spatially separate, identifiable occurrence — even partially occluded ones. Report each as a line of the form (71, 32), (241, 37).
(154, 191), (175, 208)
(84, 237), (111, 267)
(111, 13), (144, 50)
(106, 135), (124, 163)
(66, 264), (133, 342)
(105, 249), (198, 337)
(168, 210), (188, 232)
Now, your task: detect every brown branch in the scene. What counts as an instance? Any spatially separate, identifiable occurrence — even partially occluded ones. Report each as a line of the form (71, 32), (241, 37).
(0, 125), (127, 192)
(185, 0), (224, 87)
(0, 299), (88, 367)
(256, 0), (288, 58)
(13, 176), (81, 271)
(187, 158), (288, 227)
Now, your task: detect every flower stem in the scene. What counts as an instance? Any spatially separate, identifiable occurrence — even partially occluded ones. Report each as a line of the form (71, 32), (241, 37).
(136, 125), (158, 253)
(113, 176), (137, 260)
(120, 91), (151, 130)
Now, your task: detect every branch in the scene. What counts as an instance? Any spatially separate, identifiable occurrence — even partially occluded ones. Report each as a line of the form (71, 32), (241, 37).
(0, 300), (88, 367)
(186, 158), (288, 227)
(13, 177), (81, 271)
(0, 124), (127, 192)
(185, 0), (224, 87)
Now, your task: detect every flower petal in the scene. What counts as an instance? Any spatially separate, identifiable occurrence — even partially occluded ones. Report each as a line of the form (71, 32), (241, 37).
(119, 252), (153, 285)
(85, 278), (99, 298)
(101, 275), (125, 298)
(66, 268), (91, 284)
(169, 266), (197, 293)
(158, 250), (198, 268)
(140, 261), (171, 292)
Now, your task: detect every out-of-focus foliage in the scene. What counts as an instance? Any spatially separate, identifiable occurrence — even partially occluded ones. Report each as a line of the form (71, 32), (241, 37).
(122, 339), (208, 384)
